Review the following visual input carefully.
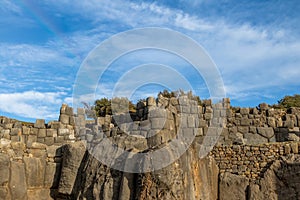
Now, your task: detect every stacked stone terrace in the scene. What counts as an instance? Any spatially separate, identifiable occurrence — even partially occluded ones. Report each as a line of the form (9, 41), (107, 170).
(1, 95), (300, 198)
(1, 95), (300, 148)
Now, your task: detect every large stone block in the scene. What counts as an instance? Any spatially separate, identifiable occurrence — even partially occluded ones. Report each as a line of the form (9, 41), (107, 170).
(11, 142), (26, 157)
(44, 162), (61, 188)
(22, 126), (30, 135)
(219, 172), (249, 200)
(59, 114), (70, 124)
(38, 129), (46, 138)
(45, 137), (54, 146)
(244, 133), (268, 145)
(34, 119), (45, 128)
(187, 116), (195, 128)
(58, 128), (69, 136)
(198, 119), (207, 128)
(24, 157), (46, 188)
(48, 121), (63, 129)
(267, 117), (276, 128)
(238, 126), (249, 134)
(11, 135), (20, 142)
(291, 143), (298, 153)
(148, 108), (167, 119)
(27, 189), (51, 200)
(178, 96), (189, 106)
(58, 141), (86, 195)
(150, 118), (166, 129)
(1, 129), (10, 140)
(30, 127), (39, 135)
(0, 186), (9, 200)
(10, 128), (21, 136)
(240, 117), (251, 126)
(146, 97), (156, 106)
(0, 138), (11, 149)
(257, 127), (274, 139)
(65, 106), (74, 116)
(204, 113), (213, 120)
(240, 108), (250, 115)
(10, 161), (27, 200)
(0, 153), (9, 186)
(46, 145), (62, 158)
(46, 129), (56, 137)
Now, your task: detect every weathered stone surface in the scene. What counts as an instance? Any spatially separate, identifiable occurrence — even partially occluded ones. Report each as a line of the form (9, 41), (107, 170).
(10, 161), (27, 200)
(0, 138), (11, 149)
(244, 133), (268, 145)
(240, 117), (251, 126)
(10, 128), (21, 136)
(11, 141), (26, 157)
(219, 172), (249, 200)
(146, 97), (156, 106)
(240, 108), (250, 115)
(58, 141), (86, 195)
(31, 142), (47, 149)
(150, 118), (165, 129)
(287, 133), (300, 141)
(27, 189), (52, 200)
(26, 135), (37, 147)
(249, 155), (300, 200)
(34, 119), (46, 128)
(257, 127), (274, 139)
(290, 142), (298, 153)
(38, 128), (46, 138)
(45, 137), (54, 146)
(44, 162), (60, 188)
(22, 126), (30, 135)
(0, 153), (9, 186)
(59, 114), (70, 124)
(259, 103), (268, 111)
(2, 99), (300, 199)
(24, 157), (46, 188)
(0, 186), (10, 200)
(267, 117), (276, 128)
(197, 156), (219, 200)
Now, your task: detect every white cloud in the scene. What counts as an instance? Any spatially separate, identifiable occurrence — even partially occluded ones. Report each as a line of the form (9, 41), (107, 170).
(175, 13), (214, 31)
(0, 0), (22, 14)
(0, 43), (75, 67)
(1, 0), (299, 118)
(0, 91), (71, 119)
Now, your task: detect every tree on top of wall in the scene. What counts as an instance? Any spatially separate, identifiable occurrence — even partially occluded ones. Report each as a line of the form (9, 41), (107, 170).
(276, 94), (300, 108)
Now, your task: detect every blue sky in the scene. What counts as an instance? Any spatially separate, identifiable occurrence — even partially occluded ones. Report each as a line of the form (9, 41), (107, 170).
(0, 0), (299, 122)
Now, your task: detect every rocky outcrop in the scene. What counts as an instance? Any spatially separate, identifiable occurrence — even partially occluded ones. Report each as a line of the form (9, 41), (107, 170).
(56, 141), (219, 200)
(249, 154), (300, 200)
(219, 172), (249, 200)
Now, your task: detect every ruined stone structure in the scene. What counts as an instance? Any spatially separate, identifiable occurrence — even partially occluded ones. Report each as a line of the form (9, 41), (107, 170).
(1, 95), (300, 199)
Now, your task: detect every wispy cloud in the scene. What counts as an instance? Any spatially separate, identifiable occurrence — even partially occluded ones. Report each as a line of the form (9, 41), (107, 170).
(0, 0), (22, 14)
(0, 43), (75, 67)
(0, 0), (299, 120)
(0, 91), (70, 120)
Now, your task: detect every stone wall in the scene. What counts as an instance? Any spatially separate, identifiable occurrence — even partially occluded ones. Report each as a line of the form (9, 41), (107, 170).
(89, 96), (300, 148)
(211, 141), (300, 180)
(1, 95), (300, 148)
(0, 104), (84, 147)
(0, 141), (63, 199)
(1, 95), (300, 199)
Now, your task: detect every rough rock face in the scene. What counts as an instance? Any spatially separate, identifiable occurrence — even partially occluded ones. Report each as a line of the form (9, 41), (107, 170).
(57, 141), (86, 198)
(249, 154), (300, 200)
(56, 142), (219, 200)
(219, 172), (249, 200)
